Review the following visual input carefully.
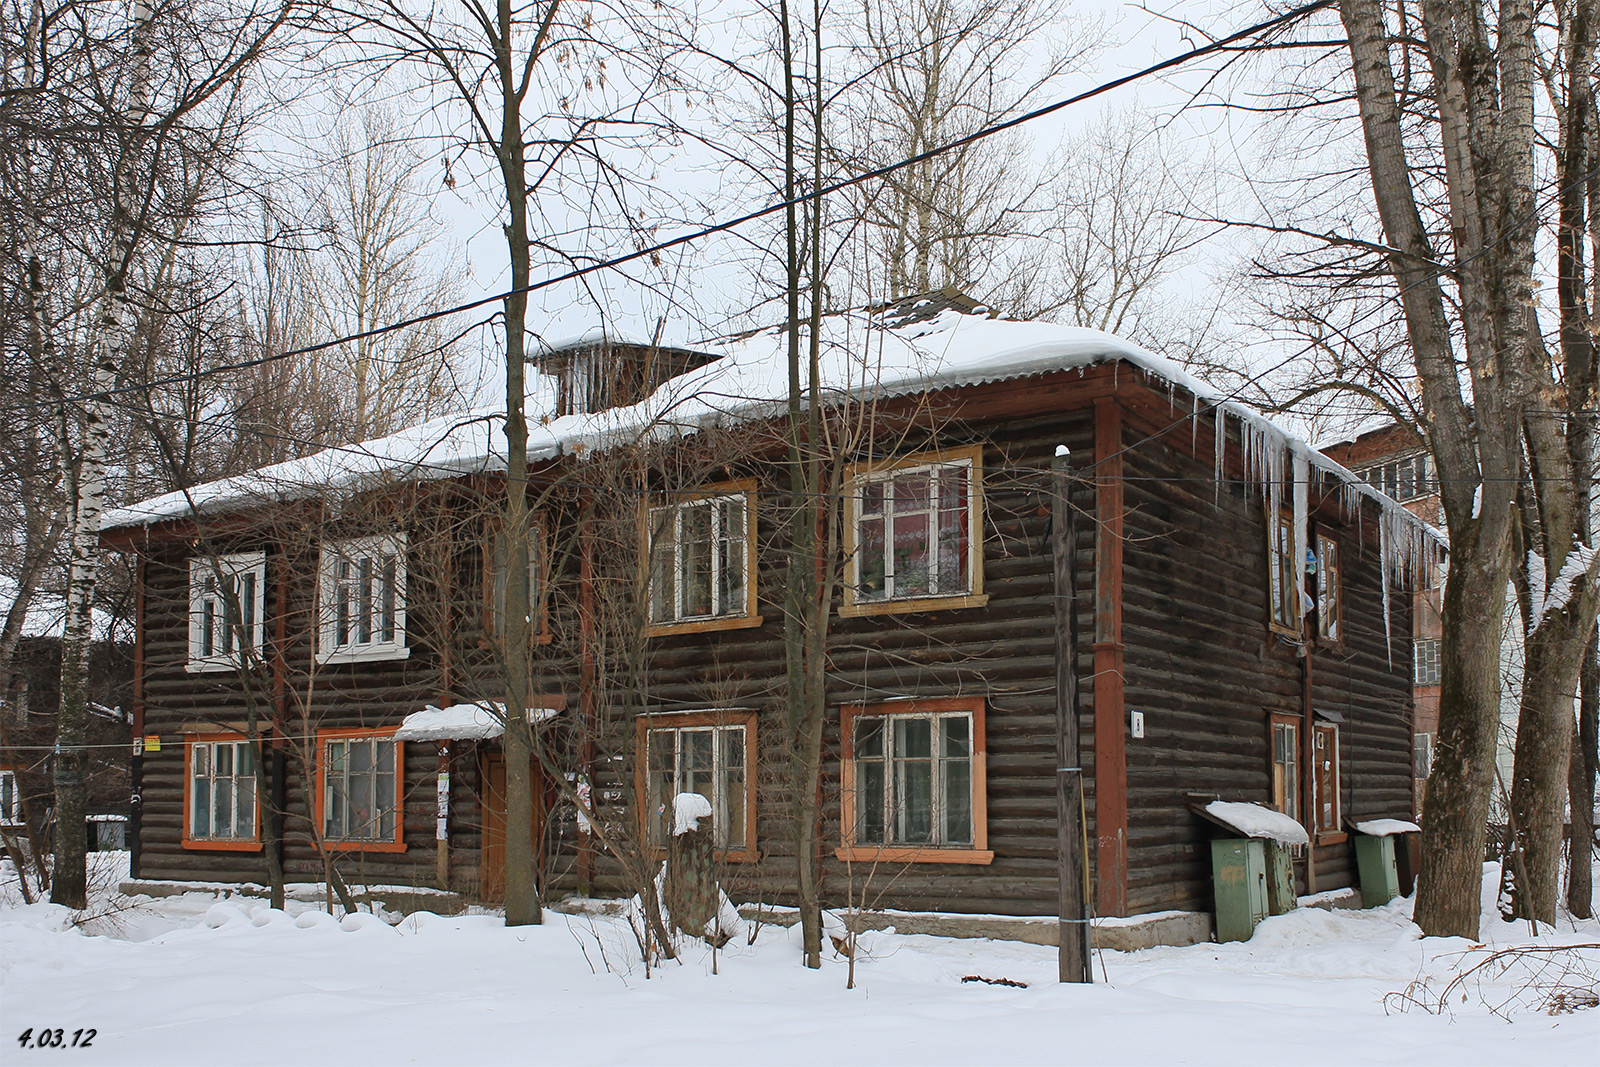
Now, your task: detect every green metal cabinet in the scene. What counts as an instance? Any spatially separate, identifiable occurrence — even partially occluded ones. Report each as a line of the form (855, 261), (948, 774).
(1211, 838), (1269, 942)
(1355, 833), (1400, 907)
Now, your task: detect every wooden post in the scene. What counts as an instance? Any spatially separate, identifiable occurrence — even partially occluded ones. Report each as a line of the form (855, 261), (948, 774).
(1092, 398), (1128, 916)
(1053, 446), (1092, 983)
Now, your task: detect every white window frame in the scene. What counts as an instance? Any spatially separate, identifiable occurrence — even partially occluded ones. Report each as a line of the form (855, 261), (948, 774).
(646, 489), (755, 629)
(1270, 717), (1300, 823)
(851, 708), (976, 849)
(317, 534), (409, 663)
(186, 738), (258, 843)
(0, 769), (21, 825)
(643, 719), (752, 852)
(1267, 511), (1300, 633)
(1316, 534), (1342, 643)
(1414, 638), (1442, 686)
(1312, 722), (1341, 836)
(846, 450), (983, 609)
(187, 551), (267, 673)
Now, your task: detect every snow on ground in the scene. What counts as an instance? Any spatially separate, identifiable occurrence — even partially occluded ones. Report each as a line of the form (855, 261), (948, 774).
(2, 854), (1596, 1066)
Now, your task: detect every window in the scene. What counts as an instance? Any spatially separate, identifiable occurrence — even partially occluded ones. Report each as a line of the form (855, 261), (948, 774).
(839, 697), (991, 864)
(1414, 639), (1442, 686)
(488, 519), (550, 644)
(845, 446), (985, 615)
(1413, 732), (1433, 778)
(1316, 534), (1341, 643)
(318, 730), (404, 850)
(318, 535), (408, 662)
(0, 769), (21, 825)
(183, 736), (259, 849)
(1312, 722), (1340, 836)
(645, 482), (758, 634)
(187, 552), (267, 671)
(1270, 715), (1300, 822)
(1267, 512), (1300, 633)
(1360, 452), (1432, 502)
(638, 711), (756, 856)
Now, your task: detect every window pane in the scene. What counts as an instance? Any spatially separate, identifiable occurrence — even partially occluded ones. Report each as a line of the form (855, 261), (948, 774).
(650, 519), (676, 622)
(892, 509), (931, 596)
(936, 467), (970, 595)
(681, 505), (713, 617)
(942, 758), (972, 845)
(235, 777), (255, 839)
(721, 727), (746, 849)
(856, 759), (885, 843)
(216, 743), (232, 777)
(647, 730), (674, 844)
(718, 499), (746, 615)
(381, 557), (397, 642)
(358, 558), (374, 644)
(213, 780), (232, 835)
(940, 715), (969, 758)
(854, 716), (884, 759)
(894, 471), (931, 512)
(858, 516), (887, 599)
(192, 772), (210, 838)
(861, 480), (884, 517)
(193, 743), (210, 777)
(895, 717), (931, 759)
(895, 759), (933, 843)
(682, 729), (714, 798)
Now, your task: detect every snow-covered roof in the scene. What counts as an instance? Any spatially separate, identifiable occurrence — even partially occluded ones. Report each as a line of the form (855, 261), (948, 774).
(392, 701), (560, 742)
(1203, 801), (1311, 848)
(1354, 818), (1420, 837)
(101, 308), (1446, 576)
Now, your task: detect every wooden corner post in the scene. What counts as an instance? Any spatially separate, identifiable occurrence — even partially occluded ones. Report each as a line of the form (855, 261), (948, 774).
(1053, 446), (1092, 983)
(1093, 398), (1129, 917)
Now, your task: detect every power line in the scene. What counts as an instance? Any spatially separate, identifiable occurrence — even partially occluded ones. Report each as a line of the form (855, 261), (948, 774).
(3, 0), (1336, 416)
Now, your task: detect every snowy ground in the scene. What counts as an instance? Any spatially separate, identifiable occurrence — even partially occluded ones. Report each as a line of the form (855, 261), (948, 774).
(2, 855), (1596, 1066)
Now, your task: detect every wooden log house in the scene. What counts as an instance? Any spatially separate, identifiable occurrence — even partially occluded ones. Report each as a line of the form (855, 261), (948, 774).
(99, 294), (1441, 923)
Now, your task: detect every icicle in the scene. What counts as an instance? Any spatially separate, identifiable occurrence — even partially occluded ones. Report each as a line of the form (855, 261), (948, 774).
(1192, 394), (1200, 452)
(1380, 516), (1392, 664)
(1293, 452), (1310, 620)
(1214, 407), (1226, 505)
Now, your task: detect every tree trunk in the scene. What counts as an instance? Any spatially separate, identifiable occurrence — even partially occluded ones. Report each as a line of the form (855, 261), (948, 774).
(664, 805), (718, 941)
(1569, 633), (1598, 917)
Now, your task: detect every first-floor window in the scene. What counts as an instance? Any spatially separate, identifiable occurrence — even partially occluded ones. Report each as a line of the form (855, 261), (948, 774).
(188, 551), (267, 671)
(1270, 716), (1300, 822)
(318, 535), (407, 662)
(1413, 732), (1434, 778)
(1313, 723), (1340, 835)
(187, 738), (257, 842)
(849, 702), (980, 849)
(643, 716), (751, 851)
(321, 733), (402, 845)
(0, 769), (21, 824)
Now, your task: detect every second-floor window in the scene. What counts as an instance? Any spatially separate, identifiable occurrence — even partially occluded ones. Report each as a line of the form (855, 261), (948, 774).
(1360, 452), (1432, 501)
(1415, 639), (1442, 686)
(1316, 534), (1342, 643)
(847, 447), (983, 611)
(1267, 512), (1299, 633)
(489, 520), (548, 643)
(318, 535), (407, 663)
(187, 551), (267, 671)
(647, 487), (755, 631)
(0, 769), (21, 825)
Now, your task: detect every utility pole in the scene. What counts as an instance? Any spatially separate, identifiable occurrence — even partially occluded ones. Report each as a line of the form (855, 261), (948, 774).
(1053, 445), (1091, 982)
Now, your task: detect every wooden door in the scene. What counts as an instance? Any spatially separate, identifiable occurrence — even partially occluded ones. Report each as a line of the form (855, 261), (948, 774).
(479, 754), (547, 902)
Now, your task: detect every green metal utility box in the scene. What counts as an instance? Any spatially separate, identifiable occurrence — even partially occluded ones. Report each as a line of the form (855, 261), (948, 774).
(1355, 833), (1400, 907)
(1211, 838), (1269, 942)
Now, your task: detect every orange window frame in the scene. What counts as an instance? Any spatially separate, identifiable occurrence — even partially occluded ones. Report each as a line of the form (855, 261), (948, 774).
(837, 696), (992, 865)
(482, 514), (553, 645)
(182, 732), (264, 852)
(634, 709), (759, 861)
(315, 726), (406, 853)
(640, 479), (762, 638)
(841, 444), (988, 618)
